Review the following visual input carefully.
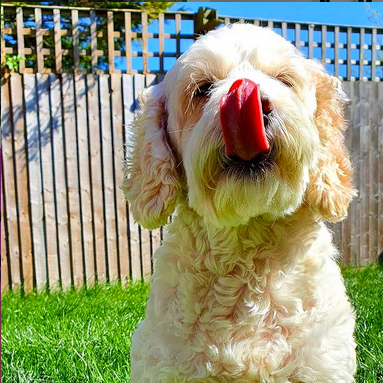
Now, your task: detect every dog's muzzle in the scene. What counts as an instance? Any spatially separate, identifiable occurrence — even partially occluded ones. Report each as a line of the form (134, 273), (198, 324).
(220, 78), (272, 162)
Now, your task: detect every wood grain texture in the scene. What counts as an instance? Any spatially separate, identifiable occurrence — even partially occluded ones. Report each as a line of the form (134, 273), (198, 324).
(1, 77), (22, 290)
(1, 168), (10, 292)
(24, 74), (46, 290)
(9, 74), (33, 290)
(75, 74), (95, 286)
(35, 8), (44, 73)
(62, 73), (83, 287)
(53, 9), (63, 74)
(99, 74), (118, 282)
(37, 73), (59, 290)
(87, 74), (107, 282)
(359, 82), (370, 265)
(111, 74), (129, 283)
(49, 74), (71, 290)
(16, 8), (25, 73)
(123, 74), (141, 281)
(378, 82), (383, 258)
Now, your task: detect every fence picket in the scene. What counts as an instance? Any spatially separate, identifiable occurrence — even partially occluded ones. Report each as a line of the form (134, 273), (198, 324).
(1, 77), (22, 290)
(146, 73), (161, 275)
(9, 74), (33, 290)
(347, 27), (352, 80)
(1, 7), (5, 71)
(37, 73), (60, 290)
(321, 25), (326, 65)
(359, 28), (364, 80)
(107, 12), (115, 73)
(111, 74), (129, 283)
(371, 29), (377, 81)
(1, 174), (10, 292)
(176, 13), (181, 59)
(24, 74), (46, 290)
(133, 74), (151, 279)
(378, 83), (383, 257)
(53, 9), (63, 74)
(342, 81), (352, 265)
(90, 11), (98, 73)
(72, 10), (80, 74)
(159, 13), (165, 73)
(368, 81), (379, 263)
(100, 74), (119, 282)
(360, 82), (370, 265)
(308, 24), (313, 59)
(122, 74), (135, 280)
(16, 7), (25, 73)
(141, 13), (148, 74)
(334, 26), (339, 78)
(62, 73), (83, 287)
(76, 74), (95, 286)
(350, 81), (360, 265)
(87, 74), (107, 282)
(124, 12), (132, 74)
(124, 74), (143, 281)
(49, 74), (71, 290)
(35, 8), (44, 73)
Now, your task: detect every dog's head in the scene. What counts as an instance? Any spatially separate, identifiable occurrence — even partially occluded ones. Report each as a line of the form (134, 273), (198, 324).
(122, 24), (355, 229)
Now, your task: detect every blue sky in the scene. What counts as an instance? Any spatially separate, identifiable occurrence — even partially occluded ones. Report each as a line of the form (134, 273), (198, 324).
(172, 2), (383, 28)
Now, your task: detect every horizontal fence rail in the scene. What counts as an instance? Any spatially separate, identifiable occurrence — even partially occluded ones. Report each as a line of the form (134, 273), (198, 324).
(1, 4), (382, 80)
(1, 74), (383, 293)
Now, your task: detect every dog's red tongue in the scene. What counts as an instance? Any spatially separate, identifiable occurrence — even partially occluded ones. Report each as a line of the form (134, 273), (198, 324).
(220, 78), (269, 161)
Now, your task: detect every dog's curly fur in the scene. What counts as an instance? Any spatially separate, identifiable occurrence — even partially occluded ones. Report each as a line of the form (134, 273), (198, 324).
(122, 24), (357, 383)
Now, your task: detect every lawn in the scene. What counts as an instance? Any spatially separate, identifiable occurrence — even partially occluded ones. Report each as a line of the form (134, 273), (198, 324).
(1, 266), (382, 382)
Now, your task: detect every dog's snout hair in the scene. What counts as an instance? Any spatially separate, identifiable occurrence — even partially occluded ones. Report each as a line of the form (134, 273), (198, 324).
(122, 24), (357, 383)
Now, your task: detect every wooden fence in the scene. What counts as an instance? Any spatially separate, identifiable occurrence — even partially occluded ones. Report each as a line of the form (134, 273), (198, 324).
(1, 5), (382, 292)
(1, 75), (382, 293)
(1, 72), (164, 292)
(1, 4), (382, 80)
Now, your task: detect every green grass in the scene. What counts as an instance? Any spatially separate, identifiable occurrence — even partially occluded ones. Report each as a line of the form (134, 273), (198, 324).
(1, 282), (149, 382)
(342, 266), (383, 383)
(1, 267), (382, 382)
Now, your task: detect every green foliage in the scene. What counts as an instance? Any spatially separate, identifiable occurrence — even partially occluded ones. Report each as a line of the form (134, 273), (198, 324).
(2, 2), (177, 14)
(5, 54), (25, 71)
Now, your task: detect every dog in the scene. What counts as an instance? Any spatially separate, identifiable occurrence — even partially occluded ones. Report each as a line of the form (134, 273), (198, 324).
(122, 24), (357, 383)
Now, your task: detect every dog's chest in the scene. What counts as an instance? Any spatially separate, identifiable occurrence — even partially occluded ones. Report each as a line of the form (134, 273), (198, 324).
(155, 254), (319, 380)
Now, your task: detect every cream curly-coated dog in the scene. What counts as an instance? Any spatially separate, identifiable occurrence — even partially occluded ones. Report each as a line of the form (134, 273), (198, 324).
(122, 24), (356, 383)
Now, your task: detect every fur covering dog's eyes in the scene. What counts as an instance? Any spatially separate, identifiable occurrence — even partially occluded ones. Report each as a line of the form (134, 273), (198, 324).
(277, 75), (294, 88)
(194, 82), (214, 97)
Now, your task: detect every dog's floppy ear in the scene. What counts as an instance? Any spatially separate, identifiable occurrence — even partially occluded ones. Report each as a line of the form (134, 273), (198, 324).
(306, 64), (356, 222)
(121, 84), (180, 230)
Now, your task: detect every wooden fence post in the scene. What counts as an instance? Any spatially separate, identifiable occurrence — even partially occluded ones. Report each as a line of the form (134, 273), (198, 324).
(16, 7), (25, 73)
(193, 7), (222, 36)
(1, 6), (6, 72)
(53, 9), (62, 74)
